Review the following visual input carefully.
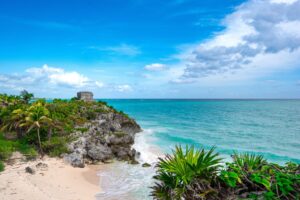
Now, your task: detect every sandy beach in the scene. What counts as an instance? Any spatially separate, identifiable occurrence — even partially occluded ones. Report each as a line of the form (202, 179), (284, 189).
(0, 153), (102, 200)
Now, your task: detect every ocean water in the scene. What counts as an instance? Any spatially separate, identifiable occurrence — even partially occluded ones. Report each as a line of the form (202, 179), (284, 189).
(96, 99), (300, 200)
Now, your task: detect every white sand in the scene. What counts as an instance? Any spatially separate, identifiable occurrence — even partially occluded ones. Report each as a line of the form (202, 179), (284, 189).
(0, 154), (102, 200)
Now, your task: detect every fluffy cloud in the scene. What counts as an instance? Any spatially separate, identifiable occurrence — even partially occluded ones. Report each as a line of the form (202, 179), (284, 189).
(115, 84), (132, 92)
(174, 0), (300, 82)
(144, 63), (167, 71)
(0, 65), (134, 96)
(27, 65), (89, 88)
(0, 65), (105, 93)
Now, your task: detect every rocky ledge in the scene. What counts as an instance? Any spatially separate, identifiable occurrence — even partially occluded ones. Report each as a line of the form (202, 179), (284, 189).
(64, 112), (142, 168)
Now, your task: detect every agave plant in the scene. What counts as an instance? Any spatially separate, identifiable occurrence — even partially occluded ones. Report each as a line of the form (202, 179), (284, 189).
(152, 145), (222, 200)
(232, 152), (267, 172)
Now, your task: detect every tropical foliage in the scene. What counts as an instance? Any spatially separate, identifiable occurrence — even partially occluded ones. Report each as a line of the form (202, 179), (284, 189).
(152, 146), (222, 199)
(0, 92), (121, 171)
(152, 146), (300, 200)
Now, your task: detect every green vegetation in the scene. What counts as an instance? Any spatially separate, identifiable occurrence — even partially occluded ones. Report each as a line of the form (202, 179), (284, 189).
(0, 132), (38, 171)
(0, 92), (121, 171)
(20, 90), (34, 104)
(42, 136), (70, 157)
(152, 146), (300, 200)
(0, 161), (4, 172)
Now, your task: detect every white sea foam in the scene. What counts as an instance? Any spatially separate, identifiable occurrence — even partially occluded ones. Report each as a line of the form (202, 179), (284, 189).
(132, 128), (162, 164)
(96, 129), (161, 200)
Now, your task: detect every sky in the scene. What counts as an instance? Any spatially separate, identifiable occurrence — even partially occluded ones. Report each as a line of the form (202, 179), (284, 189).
(0, 0), (300, 98)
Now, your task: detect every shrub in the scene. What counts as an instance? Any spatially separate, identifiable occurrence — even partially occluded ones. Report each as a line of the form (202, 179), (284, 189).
(0, 138), (16, 160)
(42, 137), (69, 157)
(152, 146), (222, 199)
(0, 161), (4, 172)
(75, 127), (89, 133)
(152, 147), (300, 200)
(0, 133), (38, 162)
(17, 142), (38, 160)
(119, 111), (129, 119)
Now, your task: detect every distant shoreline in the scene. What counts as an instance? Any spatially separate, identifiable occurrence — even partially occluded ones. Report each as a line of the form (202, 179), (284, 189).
(34, 98), (300, 101)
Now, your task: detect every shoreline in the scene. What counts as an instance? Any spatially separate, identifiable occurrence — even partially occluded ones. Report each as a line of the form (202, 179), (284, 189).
(0, 154), (102, 200)
(96, 130), (163, 200)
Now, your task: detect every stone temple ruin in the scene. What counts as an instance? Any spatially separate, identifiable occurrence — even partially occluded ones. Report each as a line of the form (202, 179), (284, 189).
(77, 91), (94, 102)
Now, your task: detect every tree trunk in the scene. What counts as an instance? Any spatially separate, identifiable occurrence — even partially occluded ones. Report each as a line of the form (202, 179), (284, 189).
(37, 128), (43, 156)
(17, 128), (24, 139)
(47, 128), (53, 141)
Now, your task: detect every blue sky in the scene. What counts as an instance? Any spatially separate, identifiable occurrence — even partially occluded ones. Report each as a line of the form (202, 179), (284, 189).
(0, 0), (299, 98)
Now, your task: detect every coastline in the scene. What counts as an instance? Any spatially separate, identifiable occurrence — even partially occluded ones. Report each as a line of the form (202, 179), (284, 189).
(0, 154), (102, 200)
(97, 130), (163, 200)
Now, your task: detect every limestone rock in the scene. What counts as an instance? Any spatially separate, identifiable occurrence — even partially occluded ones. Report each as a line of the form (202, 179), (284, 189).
(64, 152), (85, 168)
(64, 111), (142, 167)
(142, 163), (151, 167)
(87, 144), (113, 161)
(25, 166), (35, 174)
(128, 159), (139, 165)
(36, 162), (48, 171)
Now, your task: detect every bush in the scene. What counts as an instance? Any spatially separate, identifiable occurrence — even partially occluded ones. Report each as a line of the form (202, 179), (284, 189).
(119, 111), (129, 119)
(0, 134), (38, 161)
(152, 145), (222, 199)
(17, 142), (38, 160)
(0, 161), (4, 172)
(0, 138), (16, 160)
(42, 137), (69, 157)
(220, 153), (300, 199)
(75, 127), (89, 133)
(152, 147), (300, 200)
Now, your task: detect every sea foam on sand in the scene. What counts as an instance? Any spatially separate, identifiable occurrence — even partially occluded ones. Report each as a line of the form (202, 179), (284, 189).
(97, 129), (162, 200)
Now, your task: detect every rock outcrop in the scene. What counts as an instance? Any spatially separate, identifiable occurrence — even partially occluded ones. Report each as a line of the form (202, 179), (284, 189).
(64, 112), (142, 167)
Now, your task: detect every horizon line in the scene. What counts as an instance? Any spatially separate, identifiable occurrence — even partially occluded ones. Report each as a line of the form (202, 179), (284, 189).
(35, 97), (300, 100)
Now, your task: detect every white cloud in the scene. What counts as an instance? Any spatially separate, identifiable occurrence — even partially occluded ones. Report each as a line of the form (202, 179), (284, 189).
(144, 63), (167, 71)
(26, 65), (63, 74)
(115, 84), (132, 92)
(271, 0), (298, 4)
(49, 71), (89, 87)
(0, 65), (106, 93)
(27, 64), (89, 88)
(90, 43), (141, 56)
(171, 0), (300, 83)
(95, 81), (105, 88)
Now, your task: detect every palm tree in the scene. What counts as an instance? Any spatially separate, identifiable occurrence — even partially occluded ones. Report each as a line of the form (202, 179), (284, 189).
(20, 90), (34, 104)
(0, 94), (22, 107)
(20, 103), (52, 154)
(46, 117), (64, 141)
(45, 104), (65, 141)
(0, 108), (27, 138)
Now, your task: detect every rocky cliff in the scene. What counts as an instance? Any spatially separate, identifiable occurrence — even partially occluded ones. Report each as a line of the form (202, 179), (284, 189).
(64, 112), (142, 167)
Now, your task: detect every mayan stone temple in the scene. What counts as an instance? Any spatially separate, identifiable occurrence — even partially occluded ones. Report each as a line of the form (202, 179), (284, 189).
(77, 91), (94, 102)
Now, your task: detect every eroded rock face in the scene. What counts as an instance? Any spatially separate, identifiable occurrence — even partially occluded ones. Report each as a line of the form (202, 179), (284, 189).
(64, 151), (85, 168)
(64, 112), (141, 167)
(87, 143), (113, 161)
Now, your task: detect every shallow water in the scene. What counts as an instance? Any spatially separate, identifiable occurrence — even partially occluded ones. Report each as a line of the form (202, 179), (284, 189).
(97, 131), (157, 200)
(97, 99), (300, 199)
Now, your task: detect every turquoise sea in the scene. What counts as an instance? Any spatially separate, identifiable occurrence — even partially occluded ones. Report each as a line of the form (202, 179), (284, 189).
(97, 99), (300, 199)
